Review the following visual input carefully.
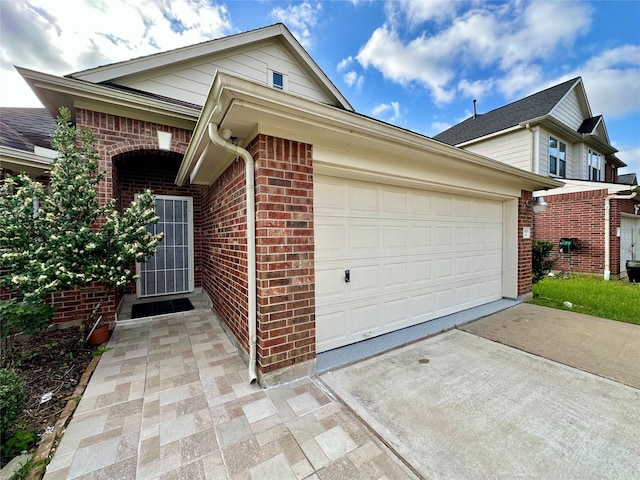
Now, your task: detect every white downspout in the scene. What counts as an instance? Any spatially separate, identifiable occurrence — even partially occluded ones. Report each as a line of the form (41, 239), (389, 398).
(604, 192), (637, 281)
(208, 123), (258, 384)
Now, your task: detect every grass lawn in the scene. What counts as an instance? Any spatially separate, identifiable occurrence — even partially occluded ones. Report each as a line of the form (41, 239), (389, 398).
(529, 274), (640, 325)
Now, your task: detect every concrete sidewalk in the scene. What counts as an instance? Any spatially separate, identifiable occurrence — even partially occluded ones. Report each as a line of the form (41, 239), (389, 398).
(459, 303), (640, 389)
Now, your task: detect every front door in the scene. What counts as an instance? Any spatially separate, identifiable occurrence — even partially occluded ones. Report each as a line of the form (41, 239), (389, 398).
(138, 195), (194, 297)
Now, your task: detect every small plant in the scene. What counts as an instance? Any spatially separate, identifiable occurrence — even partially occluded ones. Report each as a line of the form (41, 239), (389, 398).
(92, 345), (111, 358)
(1, 428), (36, 461)
(0, 369), (26, 449)
(532, 239), (557, 284)
(0, 299), (53, 368)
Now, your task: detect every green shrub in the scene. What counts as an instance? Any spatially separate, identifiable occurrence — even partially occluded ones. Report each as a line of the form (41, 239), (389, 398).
(0, 368), (26, 443)
(532, 240), (557, 284)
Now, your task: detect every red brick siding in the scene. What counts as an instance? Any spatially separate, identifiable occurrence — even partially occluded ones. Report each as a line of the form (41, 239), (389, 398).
(200, 158), (250, 351)
(533, 189), (612, 274)
(253, 135), (315, 374)
(518, 191), (533, 295)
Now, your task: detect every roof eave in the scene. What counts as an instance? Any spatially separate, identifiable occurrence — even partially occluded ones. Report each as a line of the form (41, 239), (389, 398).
(0, 146), (53, 175)
(178, 72), (562, 192)
(16, 67), (200, 129)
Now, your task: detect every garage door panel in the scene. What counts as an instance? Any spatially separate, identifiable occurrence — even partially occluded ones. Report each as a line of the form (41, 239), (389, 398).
(319, 311), (347, 345)
(383, 262), (408, 288)
(351, 185), (379, 212)
(410, 259), (433, 283)
(433, 226), (453, 246)
(383, 225), (408, 249)
(315, 176), (504, 352)
(351, 304), (379, 336)
(384, 297), (409, 327)
(409, 226), (432, 249)
(315, 222), (346, 255)
(383, 188), (409, 213)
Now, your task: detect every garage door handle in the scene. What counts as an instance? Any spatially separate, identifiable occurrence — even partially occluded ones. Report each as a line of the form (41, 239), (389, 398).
(345, 269), (350, 283)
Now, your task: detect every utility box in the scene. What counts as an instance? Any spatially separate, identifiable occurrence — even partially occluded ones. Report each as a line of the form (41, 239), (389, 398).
(559, 238), (578, 253)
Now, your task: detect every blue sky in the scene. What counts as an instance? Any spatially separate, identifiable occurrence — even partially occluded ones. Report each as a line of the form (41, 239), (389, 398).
(1, 0), (639, 173)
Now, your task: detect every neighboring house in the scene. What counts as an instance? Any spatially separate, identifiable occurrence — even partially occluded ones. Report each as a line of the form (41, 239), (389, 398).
(2, 24), (559, 385)
(434, 77), (640, 279)
(0, 107), (57, 177)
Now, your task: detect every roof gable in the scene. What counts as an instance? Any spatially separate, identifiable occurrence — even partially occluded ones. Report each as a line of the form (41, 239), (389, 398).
(433, 77), (581, 145)
(69, 24), (352, 111)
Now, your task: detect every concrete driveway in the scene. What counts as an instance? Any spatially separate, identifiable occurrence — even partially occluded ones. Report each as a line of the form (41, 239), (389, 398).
(320, 304), (640, 479)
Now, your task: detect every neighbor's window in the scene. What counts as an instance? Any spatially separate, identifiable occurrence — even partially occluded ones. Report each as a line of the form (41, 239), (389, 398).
(272, 71), (284, 90)
(549, 136), (566, 177)
(588, 149), (602, 181)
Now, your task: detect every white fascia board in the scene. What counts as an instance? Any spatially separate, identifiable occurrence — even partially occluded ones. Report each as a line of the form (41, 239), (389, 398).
(455, 125), (524, 147)
(0, 146), (53, 171)
(179, 71), (563, 191)
(534, 179), (637, 197)
(16, 67), (200, 127)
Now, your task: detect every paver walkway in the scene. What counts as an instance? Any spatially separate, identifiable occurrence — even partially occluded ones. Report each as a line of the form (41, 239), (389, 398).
(43, 309), (416, 480)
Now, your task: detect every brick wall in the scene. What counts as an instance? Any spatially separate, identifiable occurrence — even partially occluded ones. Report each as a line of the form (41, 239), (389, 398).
(518, 191), (533, 296)
(200, 158), (250, 351)
(533, 189), (610, 274)
(253, 135), (315, 375)
(201, 134), (316, 378)
(47, 109), (194, 324)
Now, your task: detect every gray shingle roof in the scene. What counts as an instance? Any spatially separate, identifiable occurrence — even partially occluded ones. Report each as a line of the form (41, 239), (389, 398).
(577, 115), (601, 134)
(433, 77), (581, 146)
(618, 173), (638, 185)
(0, 107), (56, 152)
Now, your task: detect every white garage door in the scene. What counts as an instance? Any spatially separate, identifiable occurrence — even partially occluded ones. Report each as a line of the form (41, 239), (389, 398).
(620, 215), (640, 272)
(315, 176), (504, 352)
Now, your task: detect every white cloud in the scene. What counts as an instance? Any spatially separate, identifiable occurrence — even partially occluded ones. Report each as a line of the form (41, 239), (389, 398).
(269, 2), (322, 49)
(356, 25), (456, 104)
(400, 0), (464, 26)
(458, 78), (495, 101)
(372, 101), (401, 122)
(343, 71), (364, 89)
(356, 0), (592, 104)
(0, 0), (232, 106)
(337, 56), (354, 71)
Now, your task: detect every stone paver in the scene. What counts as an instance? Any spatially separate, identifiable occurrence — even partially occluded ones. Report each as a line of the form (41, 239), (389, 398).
(44, 309), (416, 480)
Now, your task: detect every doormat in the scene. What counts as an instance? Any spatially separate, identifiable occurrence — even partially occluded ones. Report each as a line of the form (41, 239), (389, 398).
(131, 297), (194, 319)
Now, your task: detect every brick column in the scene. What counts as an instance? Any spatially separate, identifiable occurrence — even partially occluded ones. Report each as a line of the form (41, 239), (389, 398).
(252, 135), (315, 383)
(518, 191), (533, 296)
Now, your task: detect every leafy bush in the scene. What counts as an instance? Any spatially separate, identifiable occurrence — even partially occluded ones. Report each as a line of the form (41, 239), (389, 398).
(0, 369), (26, 444)
(532, 239), (557, 284)
(0, 299), (54, 368)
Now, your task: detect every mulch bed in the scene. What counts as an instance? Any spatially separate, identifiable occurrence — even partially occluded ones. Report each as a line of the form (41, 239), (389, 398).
(1, 326), (99, 472)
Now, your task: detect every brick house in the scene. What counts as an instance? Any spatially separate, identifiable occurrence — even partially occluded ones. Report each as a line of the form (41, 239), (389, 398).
(435, 77), (640, 279)
(1, 24), (560, 385)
